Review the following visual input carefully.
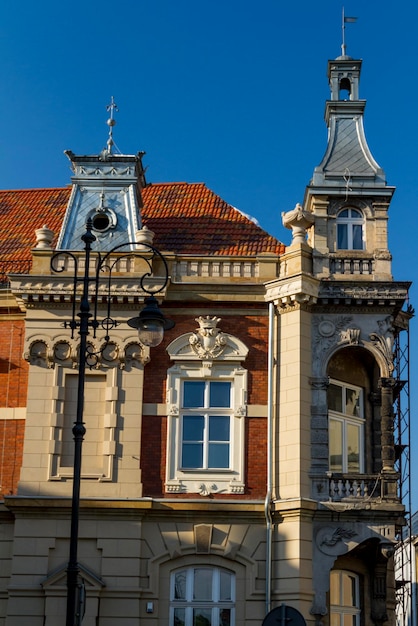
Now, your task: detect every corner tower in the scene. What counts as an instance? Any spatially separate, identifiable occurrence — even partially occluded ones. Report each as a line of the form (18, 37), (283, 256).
(265, 49), (411, 625)
(307, 53), (394, 281)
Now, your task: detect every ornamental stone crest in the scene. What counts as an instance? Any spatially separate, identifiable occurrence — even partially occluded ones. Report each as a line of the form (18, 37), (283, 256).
(189, 316), (228, 359)
(312, 315), (354, 365)
(369, 315), (394, 372)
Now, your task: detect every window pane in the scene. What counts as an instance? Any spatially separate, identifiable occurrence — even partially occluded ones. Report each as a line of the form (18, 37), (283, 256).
(182, 443), (203, 468)
(184, 382), (205, 408)
(209, 416), (230, 441)
(345, 388), (361, 416)
(346, 424), (360, 473)
(337, 224), (348, 249)
(219, 571), (232, 601)
(220, 608), (231, 626)
(182, 415), (204, 468)
(330, 571), (340, 604)
(174, 570), (187, 599)
(350, 208), (362, 218)
(208, 443), (230, 468)
(193, 608), (212, 626)
(209, 382), (231, 408)
(330, 616), (340, 626)
(174, 608), (186, 626)
(342, 573), (356, 606)
(194, 569), (213, 600)
(352, 224), (363, 250)
(329, 419), (343, 472)
(183, 415), (204, 441)
(329, 384), (343, 412)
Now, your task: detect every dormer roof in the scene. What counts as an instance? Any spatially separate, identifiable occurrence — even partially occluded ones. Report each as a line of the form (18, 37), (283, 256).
(0, 182), (283, 282)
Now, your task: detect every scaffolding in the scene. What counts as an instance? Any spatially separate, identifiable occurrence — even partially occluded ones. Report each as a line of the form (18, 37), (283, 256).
(394, 306), (414, 626)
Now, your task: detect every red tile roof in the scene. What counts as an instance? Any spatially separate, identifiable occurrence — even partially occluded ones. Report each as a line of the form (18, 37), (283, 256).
(0, 182), (283, 280)
(142, 182), (283, 256)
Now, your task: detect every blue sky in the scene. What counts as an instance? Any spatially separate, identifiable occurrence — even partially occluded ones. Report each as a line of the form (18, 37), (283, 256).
(1, 1), (417, 508)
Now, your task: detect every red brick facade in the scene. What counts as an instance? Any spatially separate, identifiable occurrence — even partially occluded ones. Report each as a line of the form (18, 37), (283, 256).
(0, 318), (27, 496)
(141, 309), (269, 498)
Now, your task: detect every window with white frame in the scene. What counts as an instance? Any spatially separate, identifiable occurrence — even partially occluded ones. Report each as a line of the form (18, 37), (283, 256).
(328, 380), (364, 473)
(181, 381), (232, 470)
(330, 570), (361, 626)
(165, 362), (247, 495)
(336, 208), (364, 250)
(166, 322), (248, 495)
(170, 566), (235, 626)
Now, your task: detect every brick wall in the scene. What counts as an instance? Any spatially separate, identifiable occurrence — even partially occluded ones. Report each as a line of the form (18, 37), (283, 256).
(142, 307), (269, 498)
(0, 319), (28, 496)
(0, 320), (28, 407)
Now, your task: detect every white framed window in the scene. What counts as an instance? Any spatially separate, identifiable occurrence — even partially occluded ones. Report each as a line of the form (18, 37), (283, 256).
(181, 381), (232, 470)
(166, 323), (248, 495)
(336, 208), (364, 250)
(170, 566), (235, 626)
(330, 570), (361, 626)
(166, 363), (247, 494)
(328, 380), (364, 473)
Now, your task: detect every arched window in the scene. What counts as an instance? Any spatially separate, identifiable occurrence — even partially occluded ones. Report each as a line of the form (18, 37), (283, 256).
(170, 566), (235, 626)
(328, 380), (364, 473)
(336, 208), (364, 250)
(330, 570), (361, 625)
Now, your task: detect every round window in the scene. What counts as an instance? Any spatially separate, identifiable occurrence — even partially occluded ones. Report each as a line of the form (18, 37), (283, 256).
(92, 213), (111, 232)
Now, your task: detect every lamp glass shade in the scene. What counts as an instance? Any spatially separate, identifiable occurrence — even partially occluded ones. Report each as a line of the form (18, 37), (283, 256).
(136, 319), (165, 347)
(127, 296), (174, 347)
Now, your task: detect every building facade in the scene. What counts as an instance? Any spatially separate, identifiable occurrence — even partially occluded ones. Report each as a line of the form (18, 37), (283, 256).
(0, 50), (412, 626)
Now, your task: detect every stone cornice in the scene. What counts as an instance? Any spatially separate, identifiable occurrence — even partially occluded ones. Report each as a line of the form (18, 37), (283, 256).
(4, 496), (266, 518)
(318, 280), (410, 308)
(9, 273), (168, 307)
(264, 273), (320, 307)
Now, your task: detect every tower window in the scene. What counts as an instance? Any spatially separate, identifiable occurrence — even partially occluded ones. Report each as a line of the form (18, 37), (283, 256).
(328, 380), (364, 473)
(336, 208), (364, 250)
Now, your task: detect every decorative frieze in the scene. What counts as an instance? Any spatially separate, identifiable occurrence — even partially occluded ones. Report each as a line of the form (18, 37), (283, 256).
(24, 336), (148, 369)
(312, 313), (396, 377)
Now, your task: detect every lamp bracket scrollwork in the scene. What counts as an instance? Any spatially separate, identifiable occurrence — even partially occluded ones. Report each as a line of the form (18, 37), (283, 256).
(50, 218), (171, 368)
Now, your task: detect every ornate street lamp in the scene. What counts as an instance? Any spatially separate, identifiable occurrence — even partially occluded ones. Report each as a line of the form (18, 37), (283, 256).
(51, 219), (174, 626)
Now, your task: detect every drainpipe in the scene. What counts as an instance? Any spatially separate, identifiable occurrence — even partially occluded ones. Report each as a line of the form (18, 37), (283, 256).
(265, 302), (275, 615)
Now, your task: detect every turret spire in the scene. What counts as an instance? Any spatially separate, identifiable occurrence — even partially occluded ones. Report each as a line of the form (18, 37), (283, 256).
(341, 8), (357, 58)
(104, 96), (119, 156)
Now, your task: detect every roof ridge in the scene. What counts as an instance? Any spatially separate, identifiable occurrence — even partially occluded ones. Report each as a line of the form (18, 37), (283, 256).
(0, 186), (70, 193)
(145, 181), (206, 187)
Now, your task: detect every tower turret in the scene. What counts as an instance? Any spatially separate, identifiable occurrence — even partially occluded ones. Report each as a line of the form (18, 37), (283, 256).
(305, 53), (394, 281)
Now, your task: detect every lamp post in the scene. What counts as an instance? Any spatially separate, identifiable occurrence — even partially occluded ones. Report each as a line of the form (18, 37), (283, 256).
(51, 220), (174, 626)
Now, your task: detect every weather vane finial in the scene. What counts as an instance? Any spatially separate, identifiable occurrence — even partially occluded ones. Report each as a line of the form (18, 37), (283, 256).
(341, 7), (357, 57)
(105, 96), (119, 154)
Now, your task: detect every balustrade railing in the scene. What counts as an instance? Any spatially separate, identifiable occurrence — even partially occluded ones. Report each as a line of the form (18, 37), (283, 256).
(328, 473), (383, 500)
(329, 257), (374, 275)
